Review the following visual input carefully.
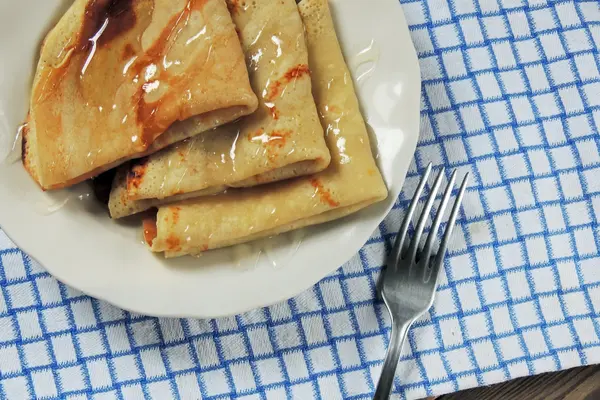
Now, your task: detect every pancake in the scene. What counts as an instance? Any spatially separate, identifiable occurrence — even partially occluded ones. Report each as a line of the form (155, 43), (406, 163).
(108, 0), (330, 218)
(24, 0), (258, 190)
(143, 0), (388, 257)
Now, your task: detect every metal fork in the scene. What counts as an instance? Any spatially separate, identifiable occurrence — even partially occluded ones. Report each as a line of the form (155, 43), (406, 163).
(373, 164), (468, 400)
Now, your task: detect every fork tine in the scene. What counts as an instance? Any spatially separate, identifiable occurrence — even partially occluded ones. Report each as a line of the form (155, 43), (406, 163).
(430, 173), (469, 280)
(390, 163), (432, 265)
(406, 167), (445, 263)
(420, 170), (457, 274)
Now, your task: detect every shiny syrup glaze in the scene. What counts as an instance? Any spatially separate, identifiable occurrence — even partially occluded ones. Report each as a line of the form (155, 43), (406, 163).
(81, 0), (137, 49)
(247, 128), (292, 162)
(263, 64), (310, 101)
(32, 0), (145, 105)
(124, 43), (314, 193)
(110, 0), (315, 197)
(145, 16), (359, 240)
(32, 0), (211, 150)
(143, 215), (158, 246)
(228, 36), (374, 259)
(133, 0), (211, 146)
(231, 228), (305, 269)
(3, 122), (28, 165)
(32, 181), (96, 215)
(352, 39), (379, 84)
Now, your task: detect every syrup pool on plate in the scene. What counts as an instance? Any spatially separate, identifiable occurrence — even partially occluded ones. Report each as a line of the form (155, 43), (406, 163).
(33, 182), (95, 216)
(2, 123), (93, 215)
(231, 228), (305, 270)
(3, 123), (26, 165)
(351, 39), (380, 85)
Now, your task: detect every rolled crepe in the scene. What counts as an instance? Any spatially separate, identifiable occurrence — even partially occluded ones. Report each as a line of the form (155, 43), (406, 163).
(108, 0), (331, 218)
(23, 0), (258, 190)
(143, 0), (388, 257)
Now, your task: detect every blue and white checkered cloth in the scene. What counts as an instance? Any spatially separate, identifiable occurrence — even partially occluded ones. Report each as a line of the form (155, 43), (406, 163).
(1, 0), (600, 398)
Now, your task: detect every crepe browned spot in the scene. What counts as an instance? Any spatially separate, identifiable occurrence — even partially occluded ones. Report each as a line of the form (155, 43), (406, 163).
(24, 0), (257, 190)
(108, 0), (331, 218)
(143, 0), (388, 257)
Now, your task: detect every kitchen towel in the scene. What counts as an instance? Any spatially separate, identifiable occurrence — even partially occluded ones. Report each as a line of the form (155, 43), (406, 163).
(0, 0), (599, 399)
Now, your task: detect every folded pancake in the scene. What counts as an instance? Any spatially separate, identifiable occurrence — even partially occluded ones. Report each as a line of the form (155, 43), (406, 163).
(108, 0), (331, 218)
(24, 0), (258, 190)
(143, 0), (388, 257)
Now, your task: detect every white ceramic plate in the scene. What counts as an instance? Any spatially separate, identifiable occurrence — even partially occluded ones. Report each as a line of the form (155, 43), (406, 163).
(0, 0), (420, 318)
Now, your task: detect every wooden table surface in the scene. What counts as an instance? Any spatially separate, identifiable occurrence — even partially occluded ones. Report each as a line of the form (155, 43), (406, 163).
(426, 365), (600, 400)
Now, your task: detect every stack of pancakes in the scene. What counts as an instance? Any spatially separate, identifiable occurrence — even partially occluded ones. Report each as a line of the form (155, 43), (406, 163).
(24, 0), (387, 258)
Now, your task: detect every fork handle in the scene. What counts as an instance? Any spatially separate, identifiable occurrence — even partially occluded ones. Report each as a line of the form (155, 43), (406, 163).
(373, 317), (413, 400)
